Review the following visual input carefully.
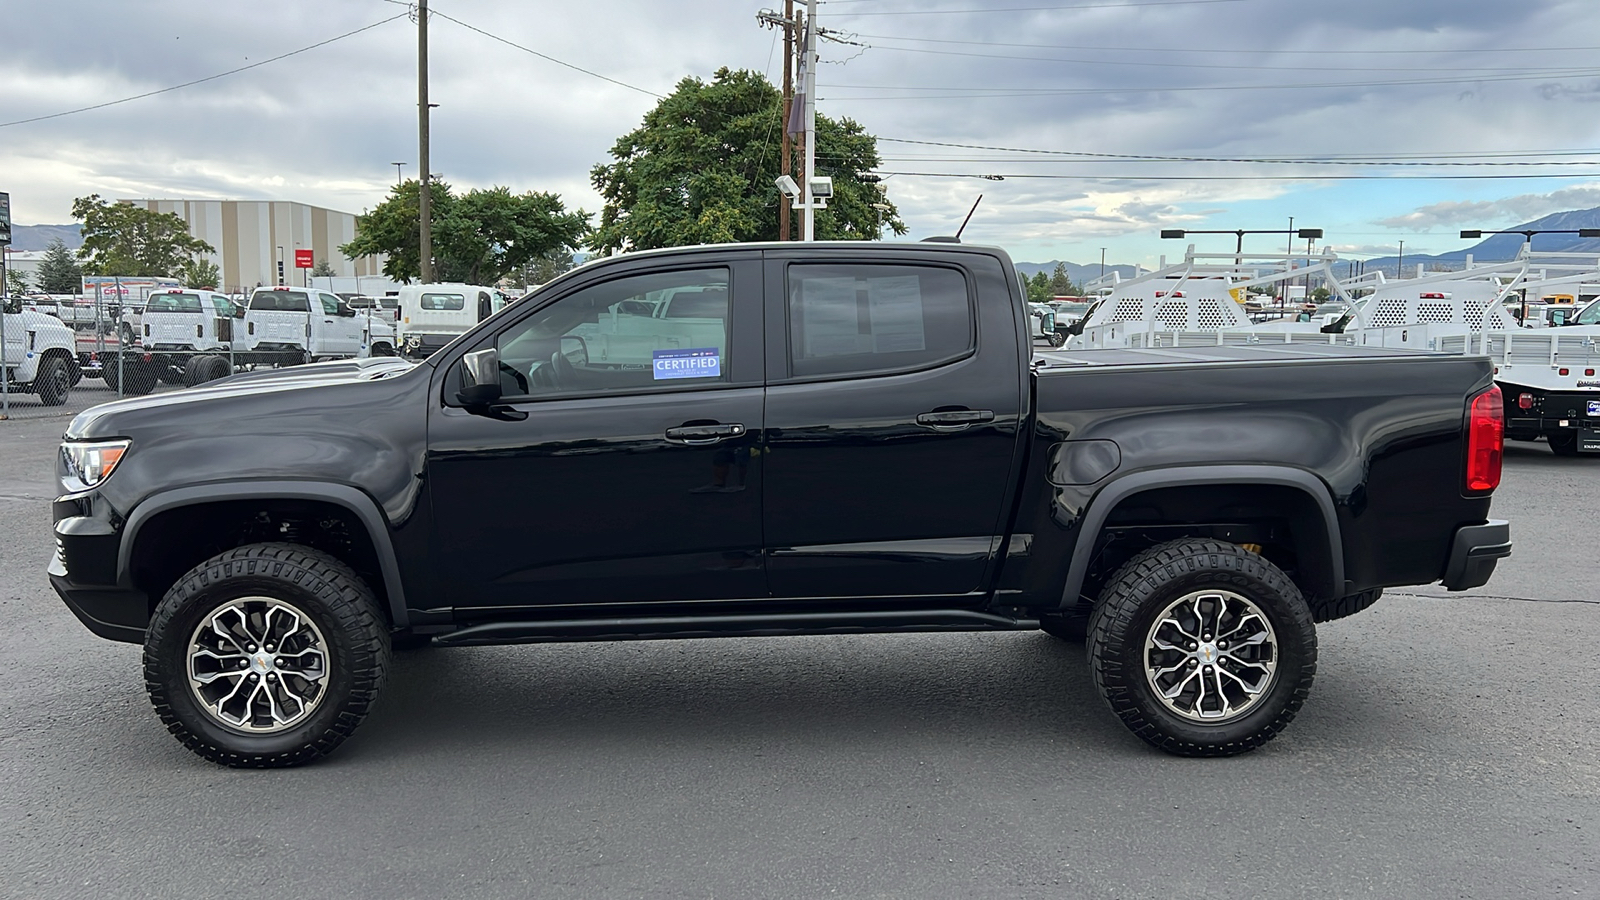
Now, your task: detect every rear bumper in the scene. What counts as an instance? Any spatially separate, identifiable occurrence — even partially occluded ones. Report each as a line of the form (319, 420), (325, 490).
(1440, 519), (1512, 592)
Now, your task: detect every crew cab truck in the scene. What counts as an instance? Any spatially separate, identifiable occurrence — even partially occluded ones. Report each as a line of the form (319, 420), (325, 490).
(2, 293), (78, 405)
(49, 241), (1512, 767)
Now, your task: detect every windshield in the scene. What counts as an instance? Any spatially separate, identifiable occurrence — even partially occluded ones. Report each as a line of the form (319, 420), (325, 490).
(146, 292), (203, 313)
(1575, 300), (1600, 326)
(419, 293), (466, 311)
(249, 290), (310, 312)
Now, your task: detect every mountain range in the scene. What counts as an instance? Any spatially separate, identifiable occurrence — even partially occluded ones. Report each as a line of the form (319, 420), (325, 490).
(8, 224), (83, 251)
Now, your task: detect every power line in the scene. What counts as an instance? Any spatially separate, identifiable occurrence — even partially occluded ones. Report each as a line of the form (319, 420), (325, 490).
(875, 137), (1600, 162)
(815, 42), (1600, 83)
(829, 0), (1248, 14)
(430, 10), (663, 97)
(873, 171), (1600, 181)
(0, 13), (409, 129)
(842, 31), (1600, 56)
(821, 66), (1600, 98)
(826, 38), (1598, 73)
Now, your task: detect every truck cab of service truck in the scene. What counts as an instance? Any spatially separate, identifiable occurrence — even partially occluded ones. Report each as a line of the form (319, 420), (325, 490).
(2, 292), (79, 405)
(244, 286), (396, 359)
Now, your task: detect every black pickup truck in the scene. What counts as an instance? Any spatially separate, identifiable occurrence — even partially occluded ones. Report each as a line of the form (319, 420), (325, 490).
(50, 241), (1511, 767)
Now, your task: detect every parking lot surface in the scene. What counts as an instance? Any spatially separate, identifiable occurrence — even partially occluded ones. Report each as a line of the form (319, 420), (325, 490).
(1, 415), (1595, 899)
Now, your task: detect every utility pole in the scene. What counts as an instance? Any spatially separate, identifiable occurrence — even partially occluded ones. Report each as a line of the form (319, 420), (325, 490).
(417, 0), (434, 283)
(801, 0), (818, 241)
(780, 0), (794, 241)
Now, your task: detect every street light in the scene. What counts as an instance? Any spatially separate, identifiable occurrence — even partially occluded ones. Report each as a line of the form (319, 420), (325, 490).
(392, 162), (406, 185)
(871, 202), (891, 240)
(1099, 247), (1106, 281)
(1397, 240), (1404, 278)
(1160, 227), (1323, 256)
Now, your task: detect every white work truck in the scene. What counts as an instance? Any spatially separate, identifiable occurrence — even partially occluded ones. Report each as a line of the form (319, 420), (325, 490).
(396, 283), (508, 357)
(102, 287), (399, 394)
(1, 294), (79, 406)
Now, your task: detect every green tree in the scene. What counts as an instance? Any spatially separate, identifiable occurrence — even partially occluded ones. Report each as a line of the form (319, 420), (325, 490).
(1026, 271), (1052, 303)
(590, 67), (903, 254)
(1049, 262), (1075, 297)
(1310, 286), (1331, 303)
(5, 268), (28, 294)
(310, 258), (337, 278)
(71, 194), (214, 276)
(179, 257), (221, 289)
(507, 247), (576, 288)
(35, 237), (84, 293)
(341, 180), (590, 284)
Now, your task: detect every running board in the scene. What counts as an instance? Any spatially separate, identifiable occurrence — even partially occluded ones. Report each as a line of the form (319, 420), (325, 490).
(430, 609), (1040, 647)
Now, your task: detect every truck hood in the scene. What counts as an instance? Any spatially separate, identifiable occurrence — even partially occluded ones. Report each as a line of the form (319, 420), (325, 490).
(65, 357), (425, 440)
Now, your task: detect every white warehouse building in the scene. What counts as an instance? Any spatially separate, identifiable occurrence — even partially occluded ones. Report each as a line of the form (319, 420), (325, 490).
(122, 199), (387, 294)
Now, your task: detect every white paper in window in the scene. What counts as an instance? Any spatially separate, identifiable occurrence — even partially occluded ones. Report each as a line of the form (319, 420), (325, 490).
(866, 275), (926, 353)
(800, 277), (875, 357)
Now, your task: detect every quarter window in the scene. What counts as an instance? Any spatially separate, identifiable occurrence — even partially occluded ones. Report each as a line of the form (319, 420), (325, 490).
(490, 268), (731, 399)
(787, 264), (974, 378)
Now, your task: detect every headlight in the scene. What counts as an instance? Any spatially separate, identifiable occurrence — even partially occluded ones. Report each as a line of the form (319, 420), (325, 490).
(60, 440), (131, 491)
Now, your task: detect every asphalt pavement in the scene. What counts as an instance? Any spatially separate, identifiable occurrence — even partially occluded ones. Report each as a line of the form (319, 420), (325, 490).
(1, 420), (1595, 900)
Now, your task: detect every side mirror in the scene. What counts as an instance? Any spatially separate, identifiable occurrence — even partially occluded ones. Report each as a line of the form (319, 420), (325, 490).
(336, 302), (356, 318)
(233, 304), (246, 319)
(457, 348), (503, 407)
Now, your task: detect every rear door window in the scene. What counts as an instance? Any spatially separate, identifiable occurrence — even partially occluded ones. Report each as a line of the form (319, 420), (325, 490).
(421, 293), (466, 311)
(785, 264), (974, 379)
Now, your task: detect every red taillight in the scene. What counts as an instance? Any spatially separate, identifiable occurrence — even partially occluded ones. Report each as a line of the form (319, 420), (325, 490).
(1467, 387), (1503, 493)
(1420, 292), (1447, 299)
(1517, 392), (1534, 410)
(1559, 368), (1569, 376)
(1588, 369), (1596, 377)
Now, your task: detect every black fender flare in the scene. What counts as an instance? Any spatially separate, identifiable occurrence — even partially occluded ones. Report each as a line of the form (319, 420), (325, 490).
(1059, 465), (1344, 608)
(117, 481), (410, 628)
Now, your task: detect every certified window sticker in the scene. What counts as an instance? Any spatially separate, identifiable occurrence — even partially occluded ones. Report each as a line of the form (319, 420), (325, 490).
(652, 348), (721, 380)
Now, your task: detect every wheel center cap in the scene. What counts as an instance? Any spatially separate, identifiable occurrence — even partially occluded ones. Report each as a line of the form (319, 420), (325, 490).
(249, 653), (275, 674)
(1196, 643), (1218, 665)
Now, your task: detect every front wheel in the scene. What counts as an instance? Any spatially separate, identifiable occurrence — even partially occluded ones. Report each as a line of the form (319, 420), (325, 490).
(32, 357), (72, 406)
(143, 543), (390, 767)
(1088, 539), (1317, 757)
(1047, 331), (1067, 348)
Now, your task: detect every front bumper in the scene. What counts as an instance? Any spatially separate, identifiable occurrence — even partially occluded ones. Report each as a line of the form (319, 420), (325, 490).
(50, 495), (147, 644)
(1440, 519), (1512, 592)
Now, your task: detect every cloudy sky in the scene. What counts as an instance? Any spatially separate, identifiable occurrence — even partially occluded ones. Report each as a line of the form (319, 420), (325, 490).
(5, 0), (1600, 267)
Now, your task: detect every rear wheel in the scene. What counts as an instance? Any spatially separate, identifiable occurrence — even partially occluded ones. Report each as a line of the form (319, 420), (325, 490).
(198, 355), (232, 384)
(1548, 431), (1581, 457)
(143, 543), (390, 767)
(101, 358), (158, 395)
(157, 364), (186, 385)
(1088, 539), (1317, 757)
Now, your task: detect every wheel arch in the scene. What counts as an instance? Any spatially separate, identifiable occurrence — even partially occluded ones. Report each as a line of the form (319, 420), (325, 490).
(119, 482), (410, 629)
(1060, 465), (1344, 610)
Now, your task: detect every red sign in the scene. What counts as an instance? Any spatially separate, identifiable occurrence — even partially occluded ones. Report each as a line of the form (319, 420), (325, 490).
(294, 249), (314, 269)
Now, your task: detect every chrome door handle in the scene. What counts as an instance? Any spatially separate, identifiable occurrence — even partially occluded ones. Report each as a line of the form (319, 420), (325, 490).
(665, 423), (746, 445)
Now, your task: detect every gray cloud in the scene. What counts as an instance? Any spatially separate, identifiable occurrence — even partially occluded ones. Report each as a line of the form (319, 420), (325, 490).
(4, 0), (1600, 264)
(1375, 184), (1600, 230)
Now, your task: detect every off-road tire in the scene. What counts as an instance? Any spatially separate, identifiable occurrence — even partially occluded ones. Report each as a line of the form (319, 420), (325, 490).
(1087, 538), (1317, 757)
(1309, 588), (1382, 623)
(32, 357), (71, 406)
(144, 543), (390, 768)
